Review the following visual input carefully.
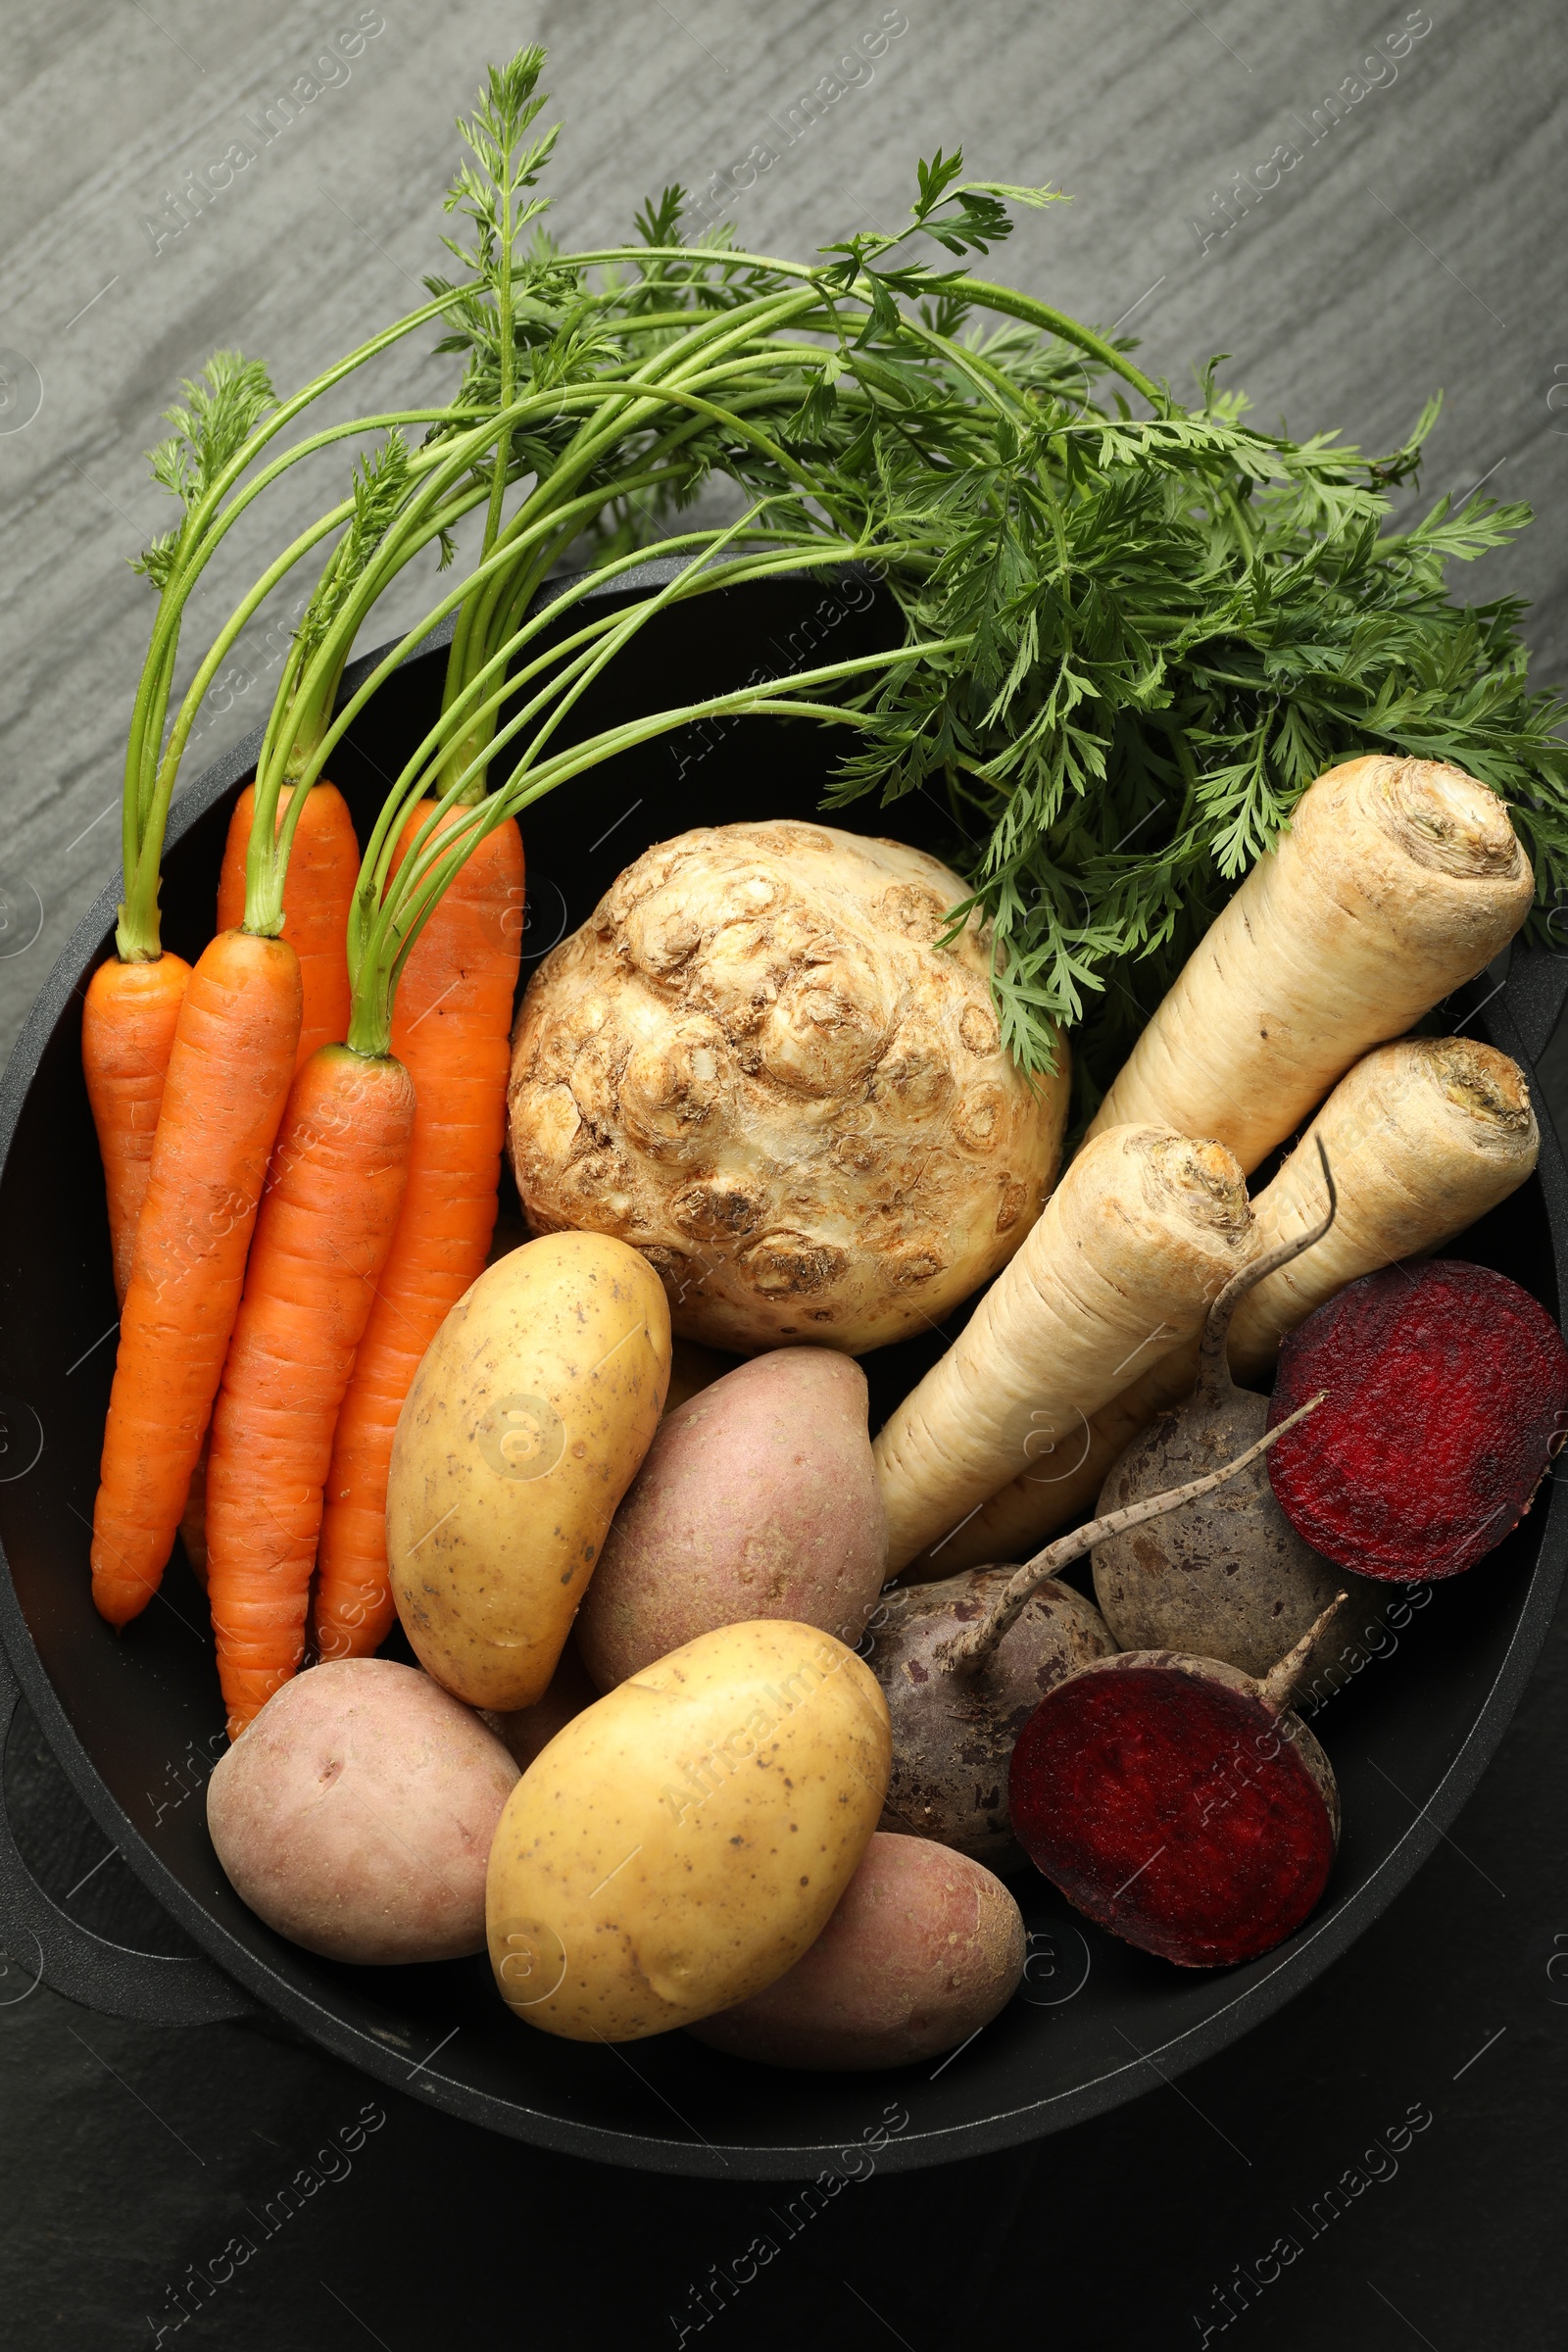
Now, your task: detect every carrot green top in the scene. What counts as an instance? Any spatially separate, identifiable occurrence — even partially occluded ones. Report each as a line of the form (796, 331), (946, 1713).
(112, 46), (1568, 1109)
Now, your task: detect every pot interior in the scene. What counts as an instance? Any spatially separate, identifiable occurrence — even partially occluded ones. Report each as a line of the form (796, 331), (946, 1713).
(0, 570), (1558, 2172)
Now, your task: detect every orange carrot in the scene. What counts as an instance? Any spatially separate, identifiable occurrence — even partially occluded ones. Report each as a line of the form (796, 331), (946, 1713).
(81, 954), (192, 1305)
(83, 352), (278, 1314)
(90, 931), (302, 1627)
(217, 781), (359, 1069)
(168, 776), (357, 1593)
(168, 782), (357, 1592)
(206, 1043), (416, 1735)
(312, 804), (524, 1661)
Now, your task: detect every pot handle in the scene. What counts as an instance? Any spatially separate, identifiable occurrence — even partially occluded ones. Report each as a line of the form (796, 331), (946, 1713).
(0, 1643), (254, 2028)
(1487, 941), (1568, 1069)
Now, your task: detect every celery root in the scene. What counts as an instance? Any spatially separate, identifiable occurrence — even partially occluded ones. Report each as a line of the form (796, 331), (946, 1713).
(1086, 757), (1535, 1173)
(873, 1124), (1254, 1574)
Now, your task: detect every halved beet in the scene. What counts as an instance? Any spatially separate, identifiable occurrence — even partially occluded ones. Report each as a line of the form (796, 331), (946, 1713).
(1008, 1651), (1339, 1969)
(870, 1396), (1327, 1863)
(1267, 1260), (1568, 1582)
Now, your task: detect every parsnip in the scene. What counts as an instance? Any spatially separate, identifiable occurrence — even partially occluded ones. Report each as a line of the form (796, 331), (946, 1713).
(1228, 1037), (1538, 1378)
(1086, 757), (1534, 1172)
(905, 1343), (1197, 1582)
(919, 1034), (1539, 1577)
(874, 1124), (1254, 1574)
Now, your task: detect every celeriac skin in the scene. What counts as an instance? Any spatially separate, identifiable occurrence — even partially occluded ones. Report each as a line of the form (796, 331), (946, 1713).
(508, 821), (1068, 1354)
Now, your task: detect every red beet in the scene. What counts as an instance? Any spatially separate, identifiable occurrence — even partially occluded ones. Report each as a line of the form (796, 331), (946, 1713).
(1091, 1146), (1376, 1688)
(1009, 1621), (1341, 1969)
(867, 1396), (1326, 1862)
(1267, 1259), (1568, 1583)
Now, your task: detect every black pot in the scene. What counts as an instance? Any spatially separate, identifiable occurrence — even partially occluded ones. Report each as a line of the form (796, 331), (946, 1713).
(2, 564), (1565, 2178)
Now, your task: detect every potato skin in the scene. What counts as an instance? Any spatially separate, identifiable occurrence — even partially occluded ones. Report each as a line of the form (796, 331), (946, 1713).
(207, 1661), (518, 1964)
(388, 1233), (671, 1711)
(508, 822), (1069, 1353)
(577, 1348), (888, 1690)
(687, 1832), (1025, 2070)
(485, 1621), (891, 2041)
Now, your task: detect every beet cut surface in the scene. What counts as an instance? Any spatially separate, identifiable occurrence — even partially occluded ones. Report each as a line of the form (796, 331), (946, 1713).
(1267, 1259), (1568, 1583)
(1008, 1660), (1337, 1968)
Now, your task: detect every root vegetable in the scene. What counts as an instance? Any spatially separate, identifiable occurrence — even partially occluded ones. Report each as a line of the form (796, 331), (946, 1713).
(1092, 1153), (1383, 1684)
(217, 782), (360, 1070)
(686, 1833), (1025, 2070)
(875, 1124), (1255, 1574)
(1228, 1038), (1539, 1381)
(921, 1033), (1541, 1579)
(207, 1660), (519, 1964)
(1009, 1604), (1345, 1968)
(507, 821), (1069, 1355)
(576, 1349), (887, 1691)
(207, 1046), (416, 1739)
(313, 806), (525, 1666)
(81, 953), (192, 1308)
(872, 1571), (1117, 1862)
(90, 932), (302, 1627)
(906, 1350), (1200, 1583)
(1268, 1259), (1568, 1580)
(1086, 757), (1535, 1173)
(485, 1620), (891, 2042)
(387, 1233), (671, 1711)
(873, 1402), (1317, 1859)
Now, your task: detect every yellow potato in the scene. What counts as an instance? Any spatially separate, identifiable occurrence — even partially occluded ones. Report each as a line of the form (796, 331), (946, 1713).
(388, 1233), (670, 1711)
(486, 1621), (891, 2041)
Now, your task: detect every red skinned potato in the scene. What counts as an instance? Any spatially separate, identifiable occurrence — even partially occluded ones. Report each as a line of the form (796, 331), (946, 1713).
(577, 1348), (888, 1690)
(208, 1661), (518, 1963)
(687, 1832), (1025, 2069)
